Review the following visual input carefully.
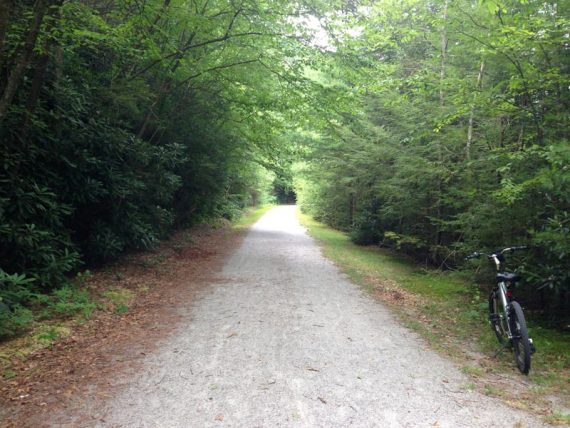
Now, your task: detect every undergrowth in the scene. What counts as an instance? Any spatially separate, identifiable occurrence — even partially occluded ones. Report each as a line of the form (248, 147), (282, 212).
(0, 205), (271, 342)
(0, 205), (272, 342)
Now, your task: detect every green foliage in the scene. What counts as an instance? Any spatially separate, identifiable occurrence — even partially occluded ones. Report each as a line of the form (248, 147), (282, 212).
(381, 231), (427, 258)
(36, 328), (60, 343)
(114, 303), (129, 315)
(35, 284), (95, 319)
(2, 0), (567, 334)
(294, 0), (570, 325)
(0, 304), (34, 338)
(0, 270), (36, 337)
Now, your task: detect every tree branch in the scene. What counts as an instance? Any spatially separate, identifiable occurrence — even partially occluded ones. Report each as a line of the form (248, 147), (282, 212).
(129, 31), (270, 80)
(175, 58), (259, 89)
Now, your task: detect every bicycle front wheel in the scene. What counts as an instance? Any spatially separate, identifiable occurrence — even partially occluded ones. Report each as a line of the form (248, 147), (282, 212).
(489, 290), (508, 345)
(509, 301), (531, 375)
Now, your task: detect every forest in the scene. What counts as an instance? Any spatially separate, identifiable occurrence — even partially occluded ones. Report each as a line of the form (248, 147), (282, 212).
(0, 0), (568, 336)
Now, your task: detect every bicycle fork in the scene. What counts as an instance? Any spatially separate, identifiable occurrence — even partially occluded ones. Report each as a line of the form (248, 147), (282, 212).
(488, 282), (516, 342)
(498, 282), (516, 341)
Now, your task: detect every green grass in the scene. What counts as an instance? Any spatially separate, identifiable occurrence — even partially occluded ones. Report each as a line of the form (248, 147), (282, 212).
(35, 284), (96, 320)
(102, 287), (134, 305)
(233, 204), (274, 230)
(300, 213), (458, 290)
(546, 412), (570, 425)
(102, 287), (134, 315)
(298, 210), (570, 420)
(462, 365), (485, 377)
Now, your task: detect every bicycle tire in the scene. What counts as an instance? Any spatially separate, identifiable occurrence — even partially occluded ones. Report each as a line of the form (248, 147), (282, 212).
(488, 290), (508, 345)
(509, 301), (531, 375)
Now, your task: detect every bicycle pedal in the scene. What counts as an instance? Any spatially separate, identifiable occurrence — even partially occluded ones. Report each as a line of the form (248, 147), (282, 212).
(529, 338), (536, 354)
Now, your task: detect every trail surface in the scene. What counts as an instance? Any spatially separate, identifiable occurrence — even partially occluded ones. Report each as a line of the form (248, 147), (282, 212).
(97, 206), (541, 427)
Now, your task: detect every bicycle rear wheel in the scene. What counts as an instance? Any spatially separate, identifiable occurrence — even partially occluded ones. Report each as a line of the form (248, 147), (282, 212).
(488, 291), (508, 345)
(509, 301), (531, 375)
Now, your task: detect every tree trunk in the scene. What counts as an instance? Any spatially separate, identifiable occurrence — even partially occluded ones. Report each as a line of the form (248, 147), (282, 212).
(0, 0), (51, 121)
(0, 0), (12, 75)
(21, 0), (63, 135)
(349, 192), (356, 226)
(517, 121), (525, 150)
(435, 0), (448, 246)
(466, 60), (485, 160)
(137, 105), (156, 140)
(498, 116), (508, 148)
(21, 51), (49, 132)
(439, 0), (448, 111)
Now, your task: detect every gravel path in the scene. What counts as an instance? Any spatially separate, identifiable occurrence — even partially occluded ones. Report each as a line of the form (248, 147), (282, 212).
(101, 206), (543, 427)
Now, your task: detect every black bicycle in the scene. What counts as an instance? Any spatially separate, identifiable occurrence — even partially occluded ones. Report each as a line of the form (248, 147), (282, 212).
(466, 246), (535, 374)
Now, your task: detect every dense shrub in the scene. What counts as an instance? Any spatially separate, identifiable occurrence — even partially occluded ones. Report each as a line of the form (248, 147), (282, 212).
(0, 0), (284, 336)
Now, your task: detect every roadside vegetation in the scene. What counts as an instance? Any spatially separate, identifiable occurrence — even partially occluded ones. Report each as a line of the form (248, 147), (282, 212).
(299, 211), (570, 424)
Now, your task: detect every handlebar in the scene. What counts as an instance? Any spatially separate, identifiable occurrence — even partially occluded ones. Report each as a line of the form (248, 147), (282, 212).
(502, 246), (528, 252)
(464, 246), (528, 261)
(465, 252), (482, 260)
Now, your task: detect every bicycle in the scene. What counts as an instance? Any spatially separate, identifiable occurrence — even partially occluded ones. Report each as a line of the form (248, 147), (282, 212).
(465, 246), (535, 374)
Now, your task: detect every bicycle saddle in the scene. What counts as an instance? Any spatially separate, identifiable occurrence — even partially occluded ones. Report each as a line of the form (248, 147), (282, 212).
(496, 272), (520, 282)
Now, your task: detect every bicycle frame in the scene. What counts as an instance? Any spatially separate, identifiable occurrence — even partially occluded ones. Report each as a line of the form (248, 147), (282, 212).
(495, 281), (515, 340)
(491, 253), (515, 340)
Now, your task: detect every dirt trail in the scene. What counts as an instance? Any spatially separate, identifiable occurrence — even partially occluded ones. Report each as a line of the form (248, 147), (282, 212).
(52, 206), (545, 427)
